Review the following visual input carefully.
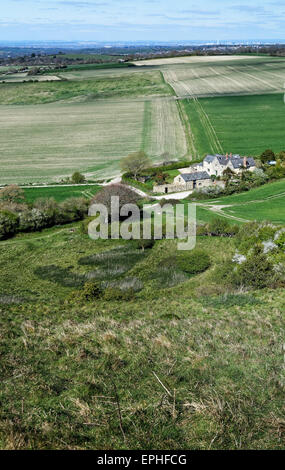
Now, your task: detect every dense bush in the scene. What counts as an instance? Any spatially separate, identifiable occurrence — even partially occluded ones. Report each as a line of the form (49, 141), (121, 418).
(19, 208), (49, 232)
(235, 245), (275, 289)
(103, 287), (135, 301)
(0, 210), (19, 240)
(197, 219), (239, 238)
(0, 190), (89, 239)
(207, 218), (239, 237)
(176, 249), (211, 275)
(214, 222), (285, 290)
(80, 281), (103, 301)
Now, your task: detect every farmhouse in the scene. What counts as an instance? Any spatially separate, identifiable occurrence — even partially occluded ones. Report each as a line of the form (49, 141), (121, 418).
(181, 153), (256, 177)
(153, 153), (256, 194)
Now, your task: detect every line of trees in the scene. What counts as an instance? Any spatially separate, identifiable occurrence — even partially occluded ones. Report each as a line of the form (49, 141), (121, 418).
(0, 185), (88, 240)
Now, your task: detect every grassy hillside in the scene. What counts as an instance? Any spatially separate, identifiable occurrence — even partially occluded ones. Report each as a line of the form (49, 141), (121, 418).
(182, 94), (285, 156)
(0, 227), (284, 449)
(196, 179), (285, 225)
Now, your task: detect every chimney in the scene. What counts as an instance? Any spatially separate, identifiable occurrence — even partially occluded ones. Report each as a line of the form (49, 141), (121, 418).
(243, 156), (247, 167)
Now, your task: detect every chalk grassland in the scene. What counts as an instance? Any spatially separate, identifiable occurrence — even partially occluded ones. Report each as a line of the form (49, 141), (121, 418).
(0, 71), (171, 105)
(182, 93), (285, 157)
(0, 230), (284, 449)
(135, 56), (285, 98)
(0, 98), (186, 184)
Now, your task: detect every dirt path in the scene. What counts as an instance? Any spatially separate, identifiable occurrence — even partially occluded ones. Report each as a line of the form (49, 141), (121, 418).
(197, 203), (250, 223)
(0, 228), (69, 246)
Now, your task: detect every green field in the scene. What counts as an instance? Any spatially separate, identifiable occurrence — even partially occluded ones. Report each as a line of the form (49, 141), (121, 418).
(182, 94), (285, 156)
(196, 179), (285, 224)
(23, 185), (101, 203)
(0, 225), (284, 450)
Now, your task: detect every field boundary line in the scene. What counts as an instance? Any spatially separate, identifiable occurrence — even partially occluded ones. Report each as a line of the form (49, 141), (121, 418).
(192, 97), (224, 154)
(160, 69), (196, 160)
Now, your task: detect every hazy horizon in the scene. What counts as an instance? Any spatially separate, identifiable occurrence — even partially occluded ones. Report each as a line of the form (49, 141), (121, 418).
(1, 0), (284, 42)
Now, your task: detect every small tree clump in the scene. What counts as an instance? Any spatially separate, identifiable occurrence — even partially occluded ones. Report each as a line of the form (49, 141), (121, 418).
(120, 151), (151, 180)
(0, 210), (19, 240)
(260, 149), (275, 164)
(71, 172), (85, 184)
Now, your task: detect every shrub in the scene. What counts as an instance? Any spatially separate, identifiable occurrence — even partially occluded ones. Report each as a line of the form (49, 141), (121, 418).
(207, 218), (239, 237)
(0, 210), (19, 240)
(57, 197), (88, 224)
(103, 287), (134, 301)
(275, 231), (285, 250)
(196, 224), (209, 236)
(71, 172), (85, 184)
(0, 185), (25, 204)
(19, 208), (49, 232)
(33, 198), (59, 225)
(80, 216), (96, 235)
(80, 281), (103, 301)
(236, 245), (275, 289)
(176, 249), (211, 275)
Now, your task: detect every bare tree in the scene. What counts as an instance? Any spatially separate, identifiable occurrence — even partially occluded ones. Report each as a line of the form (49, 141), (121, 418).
(120, 151), (151, 180)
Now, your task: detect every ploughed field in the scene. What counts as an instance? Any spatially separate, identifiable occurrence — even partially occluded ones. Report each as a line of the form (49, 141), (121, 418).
(137, 56), (285, 98)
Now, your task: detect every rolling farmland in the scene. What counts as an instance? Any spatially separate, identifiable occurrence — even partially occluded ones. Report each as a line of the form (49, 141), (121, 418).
(0, 98), (186, 184)
(137, 56), (285, 98)
(0, 68), (187, 184)
(1, 55), (285, 183)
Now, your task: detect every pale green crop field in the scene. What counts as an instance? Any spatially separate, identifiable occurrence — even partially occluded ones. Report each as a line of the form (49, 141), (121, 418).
(0, 97), (186, 184)
(0, 100), (144, 183)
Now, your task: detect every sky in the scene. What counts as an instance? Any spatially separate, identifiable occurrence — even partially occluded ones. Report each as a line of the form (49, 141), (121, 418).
(0, 0), (284, 42)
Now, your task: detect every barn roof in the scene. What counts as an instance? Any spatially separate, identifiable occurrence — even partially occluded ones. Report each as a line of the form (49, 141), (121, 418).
(181, 171), (211, 182)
